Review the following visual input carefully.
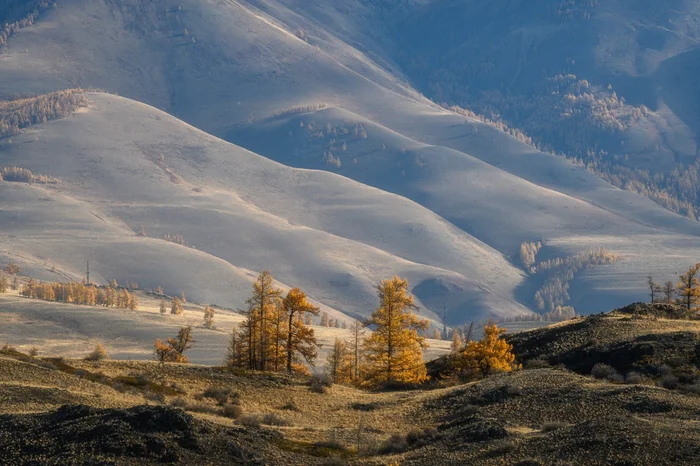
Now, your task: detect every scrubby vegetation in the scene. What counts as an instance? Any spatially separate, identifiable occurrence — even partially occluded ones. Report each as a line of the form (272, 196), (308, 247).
(0, 1), (54, 48)
(0, 166), (58, 184)
(0, 89), (87, 139)
(84, 343), (109, 362)
(274, 103), (329, 117)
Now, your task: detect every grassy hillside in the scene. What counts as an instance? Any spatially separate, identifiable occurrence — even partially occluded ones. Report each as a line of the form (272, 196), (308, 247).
(0, 92), (532, 322)
(3, 304), (700, 464)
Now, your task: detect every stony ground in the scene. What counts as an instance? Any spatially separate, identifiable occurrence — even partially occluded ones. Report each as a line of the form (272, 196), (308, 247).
(2, 303), (700, 465)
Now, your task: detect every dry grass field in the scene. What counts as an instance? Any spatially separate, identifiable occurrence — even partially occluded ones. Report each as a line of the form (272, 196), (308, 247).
(2, 304), (700, 465)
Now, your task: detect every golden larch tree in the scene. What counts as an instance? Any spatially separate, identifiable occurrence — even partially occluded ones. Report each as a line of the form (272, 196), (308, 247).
(245, 270), (283, 371)
(450, 330), (463, 354)
(327, 337), (353, 384)
(347, 319), (365, 381)
(203, 305), (215, 329)
(677, 264), (700, 311)
(361, 276), (429, 387)
(282, 288), (320, 373)
(451, 323), (517, 378)
(171, 297), (183, 315)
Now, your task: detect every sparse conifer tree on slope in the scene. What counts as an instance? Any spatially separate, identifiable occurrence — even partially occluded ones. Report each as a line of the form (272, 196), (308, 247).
(203, 305), (215, 329)
(245, 270), (282, 371)
(663, 281), (675, 305)
(648, 276), (662, 303)
(171, 297), (183, 315)
(450, 329), (464, 354)
(347, 319), (365, 381)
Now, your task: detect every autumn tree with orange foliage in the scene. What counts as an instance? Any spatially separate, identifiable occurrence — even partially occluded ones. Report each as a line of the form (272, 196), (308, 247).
(450, 323), (518, 379)
(361, 276), (429, 388)
(154, 326), (194, 363)
(282, 288), (320, 374)
(676, 264), (700, 311)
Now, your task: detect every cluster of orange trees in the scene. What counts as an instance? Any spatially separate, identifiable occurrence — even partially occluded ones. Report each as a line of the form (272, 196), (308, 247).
(225, 272), (435, 388)
(225, 272), (518, 387)
(445, 323), (519, 379)
(20, 280), (138, 310)
(226, 271), (320, 375)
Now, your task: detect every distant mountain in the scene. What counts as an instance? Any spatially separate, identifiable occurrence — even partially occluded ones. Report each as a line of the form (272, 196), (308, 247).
(1, 0), (700, 324)
(397, 0), (700, 218)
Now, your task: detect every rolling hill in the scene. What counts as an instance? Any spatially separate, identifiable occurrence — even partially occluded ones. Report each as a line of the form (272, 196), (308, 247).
(0, 0), (699, 327)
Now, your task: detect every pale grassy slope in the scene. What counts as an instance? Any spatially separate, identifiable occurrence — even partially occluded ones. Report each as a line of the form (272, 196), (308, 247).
(0, 93), (529, 321)
(2, 0), (696, 243)
(0, 0), (699, 317)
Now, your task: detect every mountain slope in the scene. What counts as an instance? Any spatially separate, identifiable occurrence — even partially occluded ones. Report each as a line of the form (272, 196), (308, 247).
(1, 0), (700, 321)
(0, 92), (529, 321)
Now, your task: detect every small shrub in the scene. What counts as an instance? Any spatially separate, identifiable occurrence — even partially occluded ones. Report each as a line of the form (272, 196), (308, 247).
(262, 413), (291, 427)
(310, 372), (333, 394)
(350, 402), (379, 412)
(221, 404), (243, 419)
(313, 440), (346, 451)
(378, 434), (409, 454)
(606, 372), (624, 384)
(28, 347), (39, 357)
(238, 415), (262, 427)
(591, 363), (617, 380)
(625, 371), (645, 385)
(656, 364), (674, 377)
(144, 391), (166, 404)
(281, 399), (300, 411)
(134, 373), (151, 387)
(489, 442), (516, 456)
(505, 384), (522, 396)
(541, 422), (568, 432)
(169, 382), (187, 394)
(84, 343), (109, 361)
(667, 356), (687, 368)
(524, 357), (550, 369)
(169, 397), (188, 408)
(406, 427), (440, 447)
(202, 386), (237, 406)
(1, 343), (16, 353)
(179, 402), (219, 416)
(460, 404), (478, 416)
(660, 374), (679, 390)
(682, 384), (700, 395)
